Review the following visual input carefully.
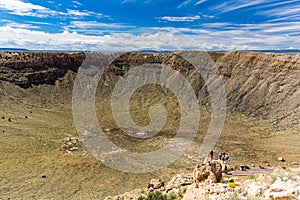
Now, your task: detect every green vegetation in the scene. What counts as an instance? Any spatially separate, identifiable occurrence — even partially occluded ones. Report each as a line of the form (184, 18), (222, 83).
(138, 191), (183, 200)
(226, 193), (262, 200)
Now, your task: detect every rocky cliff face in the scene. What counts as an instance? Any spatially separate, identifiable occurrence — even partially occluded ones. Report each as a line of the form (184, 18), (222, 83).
(0, 52), (85, 88)
(215, 51), (299, 130)
(0, 51), (299, 130)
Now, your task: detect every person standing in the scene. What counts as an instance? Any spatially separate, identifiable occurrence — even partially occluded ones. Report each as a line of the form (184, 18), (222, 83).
(219, 152), (222, 160)
(222, 152), (226, 164)
(225, 153), (229, 161)
(204, 150), (214, 164)
(209, 150), (214, 161)
(225, 153), (230, 165)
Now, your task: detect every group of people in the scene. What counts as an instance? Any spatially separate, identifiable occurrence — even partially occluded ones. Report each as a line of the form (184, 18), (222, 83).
(204, 150), (230, 174)
(218, 151), (230, 164)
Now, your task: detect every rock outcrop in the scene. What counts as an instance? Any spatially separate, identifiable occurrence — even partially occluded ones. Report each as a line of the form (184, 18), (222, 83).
(185, 167), (300, 200)
(165, 174), (193, 192)
(147, 178), (164, 189)
(106, 167), (300, 200)
(193, 161), (223, 187)
(0, 52), (85, 88)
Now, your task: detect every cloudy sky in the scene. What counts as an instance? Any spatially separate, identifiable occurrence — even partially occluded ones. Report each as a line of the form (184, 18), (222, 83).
(0, 0), (299, 51)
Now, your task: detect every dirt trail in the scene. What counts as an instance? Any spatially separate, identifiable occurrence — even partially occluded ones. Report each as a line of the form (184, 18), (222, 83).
(229, 168), (274, 176)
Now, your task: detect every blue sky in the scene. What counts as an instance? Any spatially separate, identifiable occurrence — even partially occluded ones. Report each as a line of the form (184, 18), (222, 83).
(0, 0), (299, 51)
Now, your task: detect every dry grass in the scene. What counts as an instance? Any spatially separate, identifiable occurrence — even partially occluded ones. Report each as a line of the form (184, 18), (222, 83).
(0, 81), (299, 199)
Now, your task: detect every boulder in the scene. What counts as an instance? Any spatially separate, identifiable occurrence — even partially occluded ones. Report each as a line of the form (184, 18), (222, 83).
(278, 157), (285, 162)
(148, 178), (164, 189)
(193, 161), (222, 187)
(265, 179), (299, 200)
(269, 196), (292, 200)
(246, 181), (267, 197)
(183, 182), (239, 200)
(165, 174), (193, 192)
(182, 184), (206, 200)
(291, 162), (299, 166)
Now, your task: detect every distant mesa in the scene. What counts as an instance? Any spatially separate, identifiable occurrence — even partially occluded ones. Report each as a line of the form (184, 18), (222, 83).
(245, 49), (300, 53)
(137, 49), (300, 54)
(0, 48), (31, 52)
(137, 49), (173, 53)
(1, 48), (299, 53)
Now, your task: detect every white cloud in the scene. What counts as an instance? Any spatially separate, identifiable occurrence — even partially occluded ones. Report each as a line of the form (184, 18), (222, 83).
(225, 0), (267, 12)
(121, 0), (137, 3)
(195, 0), (207, 6)
(0, 0), (105, 19)
(262, 22), (300, 33)
(178, 0), (192, 8)
(0, 26), (107, 51)
(0, 20), (40, 29)
(258, 3), (300, 22)
(254, 0), (299, 11)
(1, 24), (299, 51)
(200, 21), (300, 35)
(69, 21), (135, 29)
(158, 15), (200, 22)
(211, 0), (300, 24)
(266, 14), (300, 23)
(67, 9), (95, 17)
(198, 12), (215, 19)
(24, 21), (55, 26)
(72, 1), (83, 6)
(211, 0), (273, 13)
(0, 0), (56, 17)
(121, 0), (151, 3)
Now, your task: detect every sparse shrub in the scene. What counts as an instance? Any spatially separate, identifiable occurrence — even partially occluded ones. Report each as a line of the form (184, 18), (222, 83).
(227, 167), (235, 172)
(138, 191), (167, 200)
(138, 190), (184, 200)
(166, 192), (177, 200)
(245, 165), (251, 170)
(248, 175), (256, 180)
(180, 186), (188, 194)
(246, 196), (262, 200)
